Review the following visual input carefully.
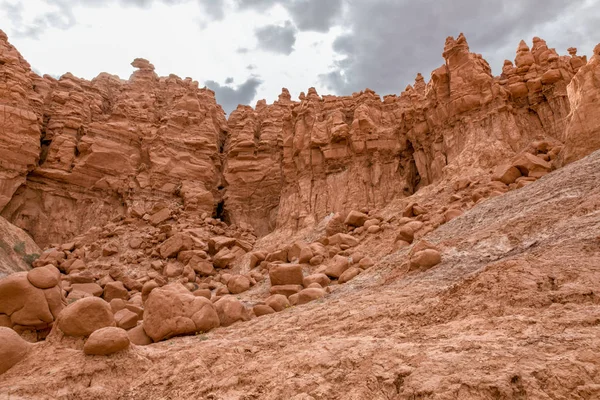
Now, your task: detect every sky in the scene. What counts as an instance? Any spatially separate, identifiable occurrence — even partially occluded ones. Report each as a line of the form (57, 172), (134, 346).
(1, 0), (599, 114)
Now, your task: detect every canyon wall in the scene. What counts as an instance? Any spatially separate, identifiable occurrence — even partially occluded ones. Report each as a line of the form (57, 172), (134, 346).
(224, 34), (590, 235)
(1, 30), (599, 245)
(0, 30), (228, 245)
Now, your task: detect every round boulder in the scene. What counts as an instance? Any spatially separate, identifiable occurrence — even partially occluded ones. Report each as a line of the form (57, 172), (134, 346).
(143, 283), (220, 342)
(0, 327), (31, 374)
(215, 296), (251, 327)
(58, 297), (115, 337)
(84, 327), (130, 355)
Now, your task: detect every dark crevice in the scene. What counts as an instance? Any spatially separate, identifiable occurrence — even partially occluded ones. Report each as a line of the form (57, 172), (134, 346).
(403, 140), (421, 196)
(213, 199), (230, 224)
(38, 114), (51, 166)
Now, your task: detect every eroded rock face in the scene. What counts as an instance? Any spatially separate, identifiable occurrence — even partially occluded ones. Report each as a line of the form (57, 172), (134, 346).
(224, 34), (590, 236)
(0, 31), (227, 246)
(0, 31), (42, 213)
(0, 216), (41, 277)
(1, 29), (599, 244)
(560, 44), (600, 164)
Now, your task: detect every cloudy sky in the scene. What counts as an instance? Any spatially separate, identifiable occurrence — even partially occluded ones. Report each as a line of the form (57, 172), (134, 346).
(2, 0), (599, 114)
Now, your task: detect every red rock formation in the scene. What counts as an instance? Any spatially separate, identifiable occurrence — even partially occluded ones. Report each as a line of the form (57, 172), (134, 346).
(1, 29), (599, 244)
(0, 31), (227, 245)
(0, 30), (42, 211)
(224, 34), (586, 235)
(560, 43), (600, 163)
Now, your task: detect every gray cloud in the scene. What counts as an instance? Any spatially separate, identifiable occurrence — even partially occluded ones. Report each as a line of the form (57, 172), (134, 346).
(320, 0), (599, 96)
(205, 77), (263, 114)
(284, 0), (342, 32)
(255, 20), (297, 55)
(236, 0), (342, 32)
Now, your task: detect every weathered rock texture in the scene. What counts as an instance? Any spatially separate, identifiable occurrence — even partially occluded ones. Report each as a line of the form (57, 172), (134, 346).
(1, 30), (599, 245)
(0, 216), (40, 277)
(224, 34), (596, 235)
(561, 43), (600, 164)
(0, 31), (227, 246)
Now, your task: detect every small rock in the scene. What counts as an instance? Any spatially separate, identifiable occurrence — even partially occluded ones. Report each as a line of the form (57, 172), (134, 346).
(127, 324), (152, 346)
(114, 309), (139, 330)
(265, 294), (290, 312)
(269, 264), (304, 286)
(296, 288), (326, 305)
(324, 255), (350, 279)
(227, 275), (251, 294)
(103, 281), (128, 302)
(358, 257), (374, 269)
(410, 249), (442, 270)
(339, 267), (361, 284)
(253, 304), (276, 317)
(303, 273), (331, 288)
(344, 211), (369, 227)
(84, 327), (130, 355)
(214, 296), (251, 327)
(269, 284), (303, 297)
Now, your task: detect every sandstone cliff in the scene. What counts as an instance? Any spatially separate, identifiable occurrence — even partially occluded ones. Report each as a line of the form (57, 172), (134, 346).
(1, 30), (599, 245)
(1, 30), (228, 246)
(224, 34), (593, 235)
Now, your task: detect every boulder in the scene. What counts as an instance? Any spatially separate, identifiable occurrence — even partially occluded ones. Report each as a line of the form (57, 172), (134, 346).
(358, 257), (374, 269)
(27, 265), (60, 289)
(410, 249), (442, 270)
(338, 267), (361, 284)
(269, 264), (304, 286)
(83, 327), (130, 356)
(103, 281), (129, 302)
(324, 255), (350, 279)
(71, 283), (103, 297)
(492, 164), (522, 184)
(0, 271), (64, 329)
(303, 273), (331, 288)
(114, 309), (139, 330)
(208, 236), (236, 254)
(58, 297), (115, 337)
(214, 296), (251, 327)
(296, 288), (326, 305)
(159, 233), (193, 259)
(143, 283), (220, 342)
(265, 294), (290, 312)
(327, 233), (359, 248)
(127, 324), (153, 346)
(188, 256), (215, 276)
(0, 327), (31, 374)
(511, 153), (552, 176)
(253, 305), (276, 317)
(213, 248), (236, 268)
(227, 275), (251, 294)
(344, 211), (369, 227)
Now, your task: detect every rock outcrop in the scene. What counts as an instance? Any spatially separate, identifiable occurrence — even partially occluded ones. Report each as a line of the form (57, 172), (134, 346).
(561, 43), (600, 164)
(1, 28), (599, 247)
(0, 216), (40, 277)
(223, 34), (590, 235)
(0, 30), (227, 246)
